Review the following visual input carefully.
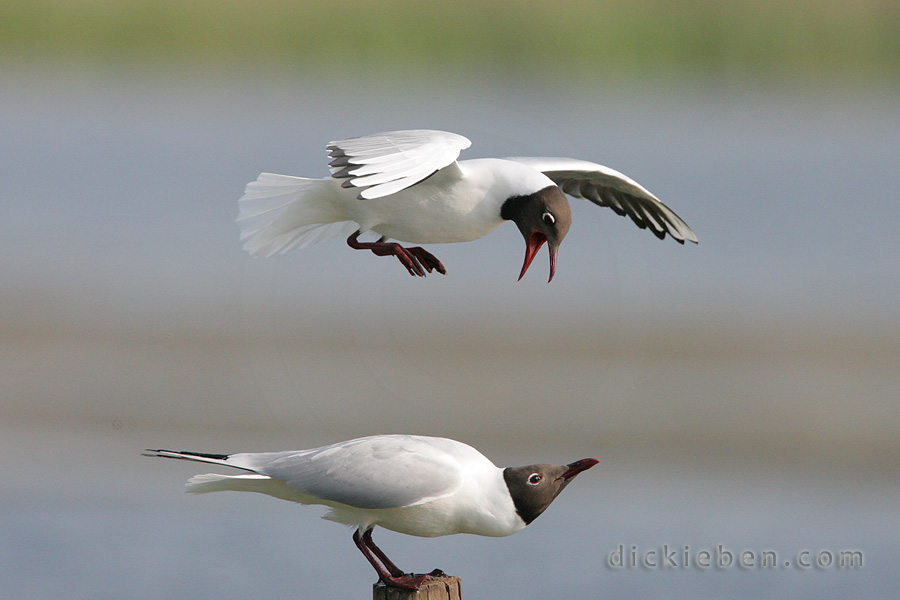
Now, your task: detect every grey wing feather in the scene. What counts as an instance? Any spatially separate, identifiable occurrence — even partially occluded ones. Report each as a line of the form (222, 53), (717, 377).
(506, 157), (698, 243)
(327, 130), (471, 200)
(239, 436), (465, 509)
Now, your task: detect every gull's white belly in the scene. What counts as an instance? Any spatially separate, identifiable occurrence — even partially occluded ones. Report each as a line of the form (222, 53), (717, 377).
(336, 168), (506, 244)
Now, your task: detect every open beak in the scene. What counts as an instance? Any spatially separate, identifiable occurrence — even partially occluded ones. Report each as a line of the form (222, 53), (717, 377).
(558, 458), (599, 481)
(518, 231), (557, 282)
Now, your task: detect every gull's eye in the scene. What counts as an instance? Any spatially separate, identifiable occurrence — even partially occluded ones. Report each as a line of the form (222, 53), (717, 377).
(528, 473), (542, 485)
(542, 212), (555, 225)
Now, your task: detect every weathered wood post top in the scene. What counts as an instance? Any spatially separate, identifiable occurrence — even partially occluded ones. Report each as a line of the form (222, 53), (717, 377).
(373, 576), (461, 600)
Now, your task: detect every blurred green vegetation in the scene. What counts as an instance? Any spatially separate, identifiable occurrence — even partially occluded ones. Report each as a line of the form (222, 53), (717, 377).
(2, 0), (898, 80)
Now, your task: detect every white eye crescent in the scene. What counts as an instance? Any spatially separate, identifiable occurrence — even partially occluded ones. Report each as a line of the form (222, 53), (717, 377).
(542, 212), (555, 225)
(527, 473), (542, 485)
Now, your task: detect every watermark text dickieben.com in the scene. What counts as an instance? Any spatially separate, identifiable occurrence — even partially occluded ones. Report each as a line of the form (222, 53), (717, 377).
(607, 545), (863, 570)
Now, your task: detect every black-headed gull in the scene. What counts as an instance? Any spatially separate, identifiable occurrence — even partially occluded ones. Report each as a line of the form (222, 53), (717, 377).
(238, 129), (697, 281)
(144, 434), (597, 590)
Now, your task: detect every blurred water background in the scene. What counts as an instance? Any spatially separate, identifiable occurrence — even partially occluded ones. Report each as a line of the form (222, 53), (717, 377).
(2, 2), (899, 598)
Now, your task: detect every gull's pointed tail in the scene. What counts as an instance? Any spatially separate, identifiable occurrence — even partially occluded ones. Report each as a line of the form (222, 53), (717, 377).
(143, 449), (299, 500)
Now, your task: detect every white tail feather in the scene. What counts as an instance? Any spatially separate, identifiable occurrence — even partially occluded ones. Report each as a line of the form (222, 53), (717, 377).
(186, 473), (306, 503)
(146, 449), (306, 502)
(186, 473), (270, 494)
(237, 173), (357, 257)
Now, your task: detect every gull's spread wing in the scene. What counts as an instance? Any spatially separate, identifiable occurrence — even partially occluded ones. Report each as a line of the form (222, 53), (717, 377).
(506, 157), (698, 243)
(328, 130), (471, 200)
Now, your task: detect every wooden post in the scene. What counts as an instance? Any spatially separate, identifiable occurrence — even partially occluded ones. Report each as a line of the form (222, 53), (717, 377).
(373, 576), (461, 600)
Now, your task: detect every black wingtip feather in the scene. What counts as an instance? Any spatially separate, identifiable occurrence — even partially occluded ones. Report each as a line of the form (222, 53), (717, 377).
(178, 450), (231, 460)
(328, 156), (352, 168)
(331, 165), (355, 179)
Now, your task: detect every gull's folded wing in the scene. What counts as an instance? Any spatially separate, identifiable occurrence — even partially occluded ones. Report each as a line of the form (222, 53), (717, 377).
(248, 436), (466, 510)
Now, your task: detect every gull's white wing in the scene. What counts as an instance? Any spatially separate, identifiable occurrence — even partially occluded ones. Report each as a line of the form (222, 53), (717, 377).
(327, 130), (471, 200)
(506, 157), (698, 244)
(240, 435), (467, 509)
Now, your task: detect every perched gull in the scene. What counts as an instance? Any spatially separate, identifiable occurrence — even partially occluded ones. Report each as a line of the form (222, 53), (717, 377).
(237, 129), (697, 280)
(144, 434), (597, 590)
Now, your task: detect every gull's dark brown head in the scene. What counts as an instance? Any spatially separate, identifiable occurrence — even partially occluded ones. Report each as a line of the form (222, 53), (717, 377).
(501, 185), (572, 282)
(503, 458), (598, 525)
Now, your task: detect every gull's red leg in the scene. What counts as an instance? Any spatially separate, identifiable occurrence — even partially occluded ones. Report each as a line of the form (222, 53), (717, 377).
(352, 529), (434, 591)
(361, 529), (405, 577)
(346, 231), (446, 277)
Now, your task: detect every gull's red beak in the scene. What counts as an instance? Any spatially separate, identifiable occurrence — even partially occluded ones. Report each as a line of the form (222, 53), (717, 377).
(558, 458), (599, 480)
(518, 231), (557, 282)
